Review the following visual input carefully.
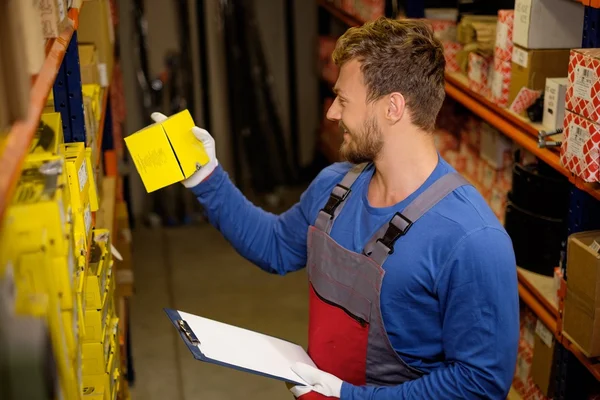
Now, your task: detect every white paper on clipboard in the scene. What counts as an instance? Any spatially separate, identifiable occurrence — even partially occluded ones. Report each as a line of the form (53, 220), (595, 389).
(166, 309), (316, 386)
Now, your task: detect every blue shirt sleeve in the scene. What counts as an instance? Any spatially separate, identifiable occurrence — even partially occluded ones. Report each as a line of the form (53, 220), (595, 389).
(189, 165), (328, 275)
(340, 227), (519, 400)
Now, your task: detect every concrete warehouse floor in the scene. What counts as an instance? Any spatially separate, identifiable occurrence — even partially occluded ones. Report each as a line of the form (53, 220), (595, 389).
(128, 196), (309, 399)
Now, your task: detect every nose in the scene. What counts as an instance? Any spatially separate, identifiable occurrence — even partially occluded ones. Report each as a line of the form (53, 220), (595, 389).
(327, 99), (341, 122)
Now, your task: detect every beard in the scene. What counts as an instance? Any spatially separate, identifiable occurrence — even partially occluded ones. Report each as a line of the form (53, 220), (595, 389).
(339, 117), (384, 164)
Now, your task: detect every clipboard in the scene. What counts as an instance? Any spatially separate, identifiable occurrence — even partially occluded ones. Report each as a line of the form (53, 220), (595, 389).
(165, 308), (315, 386)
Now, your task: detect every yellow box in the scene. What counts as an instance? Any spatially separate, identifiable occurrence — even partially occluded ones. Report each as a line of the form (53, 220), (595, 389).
(55, 247), (76, 310)
(76, 263), (87, 339)
(28, 112), (64, 156)
(125, 109), (209, 192)
(62, 142), (90, 209)
(79, 44), (99, 85)
(86, 230), (112, 310)
(86, 147), (99, 212)
(83, 335), (115, 376)
(5, 156), (70, 259)
(84, 277), (114, 342)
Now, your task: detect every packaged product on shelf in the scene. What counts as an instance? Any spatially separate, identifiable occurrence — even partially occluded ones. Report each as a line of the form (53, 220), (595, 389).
(84, 275), (114, 343)
(494, 10), (514, 63)
(86, 229), (113, 310)
(531, 320), (556, 398)
(468, 52), (493, 97)
(78, 0), (114, 87)
(16, 0), (45, 74)
(353, 0), (384, 22)
(79, 44), (100, 85)
(509, 46), (571, 108)
(442, 41), (463, 73)
(563, 230), (600, 357)
(512, 307), (541, 398)
(561, 110), (600, 183)
(513, 0), (583, 50)
(491, 57), (511, 108)
(565, 49), (600, 125)
(542, 77), (568, 132)
(28, 113), (65, 156)
(425, 19), (457, 43)
(38, 0), (69, 38)
(125, 109), (210, 193)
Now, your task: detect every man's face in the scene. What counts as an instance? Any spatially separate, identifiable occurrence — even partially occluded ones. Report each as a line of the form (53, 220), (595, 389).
(327, 60), (384, 164)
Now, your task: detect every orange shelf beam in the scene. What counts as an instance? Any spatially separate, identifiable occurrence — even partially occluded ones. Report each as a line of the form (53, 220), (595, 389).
(445, 74), (600, 202)
(317, 0), (364, 27)
(0, 23), (75, 224)
(517, 270), (558, 319)
(518, 282), (557, 335)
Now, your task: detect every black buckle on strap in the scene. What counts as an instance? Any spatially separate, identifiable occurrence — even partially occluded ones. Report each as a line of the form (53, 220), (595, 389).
(376, 212), (413, 254)
(321, 184), (351, 218)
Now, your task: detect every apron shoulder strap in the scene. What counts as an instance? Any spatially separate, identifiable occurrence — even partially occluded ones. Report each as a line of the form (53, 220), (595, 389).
(315, 163), (370, 234)
(364, 172), (471, 265)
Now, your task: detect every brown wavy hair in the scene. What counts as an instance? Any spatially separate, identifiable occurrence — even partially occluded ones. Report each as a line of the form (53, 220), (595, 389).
(332, 18), (446, 132)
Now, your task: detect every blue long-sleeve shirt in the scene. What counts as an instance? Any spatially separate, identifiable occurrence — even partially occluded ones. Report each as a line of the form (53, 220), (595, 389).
(190, 157), (519, 399)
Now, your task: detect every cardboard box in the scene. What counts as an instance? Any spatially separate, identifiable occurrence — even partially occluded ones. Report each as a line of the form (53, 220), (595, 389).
(566, 49), (600, 125)
(531, 320), (555, 398)
(509, 46), (571, 107)
(125, 110), (210, 193)
(561, 110), (600, 183)
(38, 0), (68, 38)
(563, 230), (600, 357)
(468, 52), (493, 97)
(17, 0), (45, 74)
(494, 10), (514, 63)
(543, 77), (568, 132)
(79, 45), (99, 85)
(78, 0), (113, 87)
(513, 0), (584, 50)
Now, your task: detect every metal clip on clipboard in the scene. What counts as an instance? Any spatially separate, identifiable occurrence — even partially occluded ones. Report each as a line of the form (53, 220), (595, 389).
(177, 319), (200, 346)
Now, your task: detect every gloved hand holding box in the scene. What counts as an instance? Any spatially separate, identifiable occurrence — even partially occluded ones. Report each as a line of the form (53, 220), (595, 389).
(125, 110), (210, 193)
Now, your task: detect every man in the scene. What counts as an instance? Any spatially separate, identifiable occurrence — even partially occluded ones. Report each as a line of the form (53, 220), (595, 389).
(151, 18), (519, 399)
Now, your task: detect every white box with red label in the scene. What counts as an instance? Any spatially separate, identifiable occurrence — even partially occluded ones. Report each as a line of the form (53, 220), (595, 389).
(494, 10), (514, 63)
(566, 49), (600, 125)
(492, 57), (512, 108)
(561, 110), (600, 182)
(468, 53), (493, 97)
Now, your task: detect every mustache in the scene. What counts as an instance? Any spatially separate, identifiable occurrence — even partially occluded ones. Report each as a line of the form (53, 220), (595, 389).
(339, 122), (349, 132)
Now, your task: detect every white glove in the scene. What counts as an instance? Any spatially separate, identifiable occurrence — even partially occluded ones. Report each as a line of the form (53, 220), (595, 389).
(150, 112), (218, 188)
(290, 362), (344, 398)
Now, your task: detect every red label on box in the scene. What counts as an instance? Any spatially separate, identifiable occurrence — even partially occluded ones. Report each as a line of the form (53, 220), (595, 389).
(561, 111), (600, 182)
(443, 41), (462, 73)
(425, 19), (457, 42)
(510, 87), (542, 115)
(566, 49), (600, 125)
(494, 10), (514, 62)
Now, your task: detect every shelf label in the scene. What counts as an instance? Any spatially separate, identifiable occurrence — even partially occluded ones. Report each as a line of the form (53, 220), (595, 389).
(84, 204), (92, 236)
(568, 122), (589, 160)
(78, 160), (88, 192)
(57, 0), (67, 22)
(574, 66), (596, 101)
(590, 240), (600, 254)
(98, 64), (108, 87)
(535, 319), (554, 348)
(514, 0), (532, 47)
(512, 47), (528, 68)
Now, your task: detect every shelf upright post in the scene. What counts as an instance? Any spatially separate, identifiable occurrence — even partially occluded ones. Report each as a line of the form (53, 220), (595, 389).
(53, 31), (86, 143)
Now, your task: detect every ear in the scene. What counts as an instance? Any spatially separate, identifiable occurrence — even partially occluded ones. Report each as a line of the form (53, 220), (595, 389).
(386, 92), (405, 123)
